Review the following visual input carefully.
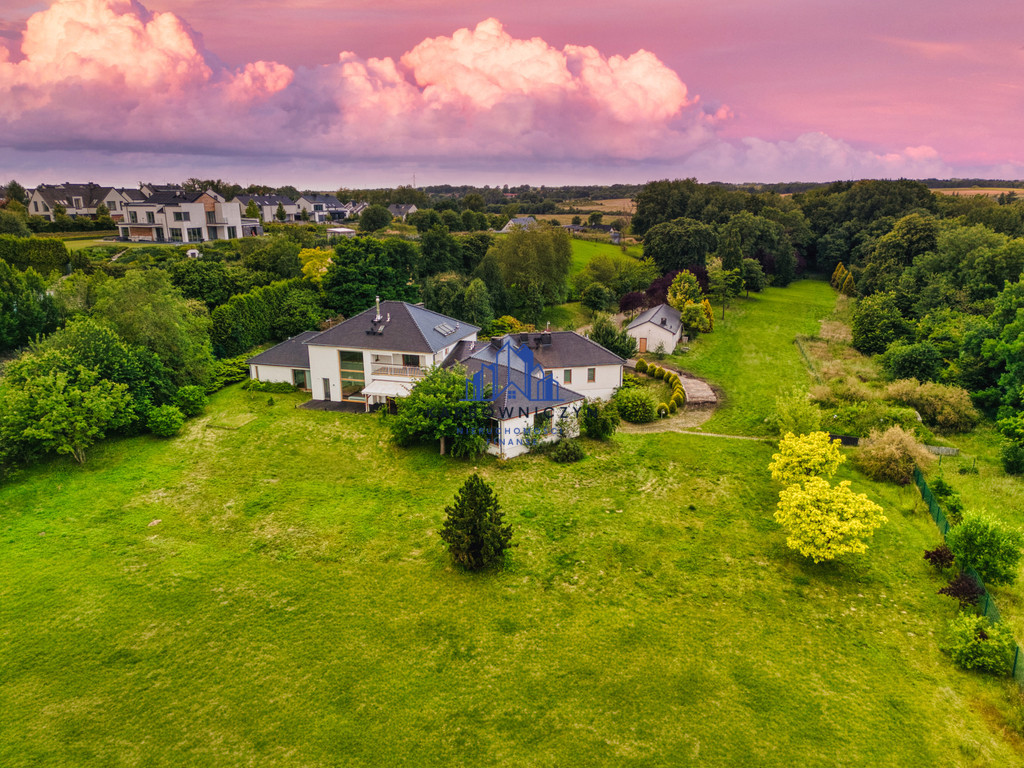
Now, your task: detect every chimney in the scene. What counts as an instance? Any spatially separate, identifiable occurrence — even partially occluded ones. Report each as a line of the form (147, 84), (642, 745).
(546, 321), (550, 331)
(375, 295), (381, 322)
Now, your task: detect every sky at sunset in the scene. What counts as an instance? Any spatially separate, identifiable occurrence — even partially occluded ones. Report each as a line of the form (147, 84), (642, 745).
(1, 0), (1021, 189)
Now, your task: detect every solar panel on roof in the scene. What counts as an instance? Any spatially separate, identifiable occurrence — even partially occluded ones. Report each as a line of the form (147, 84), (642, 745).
(434, 322), (457, 336)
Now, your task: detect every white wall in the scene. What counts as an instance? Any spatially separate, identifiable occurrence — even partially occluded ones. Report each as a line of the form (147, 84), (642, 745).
(555, 363), (621, 400)
(250, 364), (304, 385)
(628, 322), (681, 355)
(485, 401), (583, 459)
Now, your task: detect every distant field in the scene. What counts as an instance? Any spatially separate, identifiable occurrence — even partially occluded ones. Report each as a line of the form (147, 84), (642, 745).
(931, 187), (1021, 197)
(569, 238), (642, 276)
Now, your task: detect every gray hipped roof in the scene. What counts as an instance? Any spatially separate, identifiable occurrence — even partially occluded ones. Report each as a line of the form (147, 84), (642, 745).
(247, 331), (318, 368)
(627, 304), (682, 334)
(306, 301), (478, 353)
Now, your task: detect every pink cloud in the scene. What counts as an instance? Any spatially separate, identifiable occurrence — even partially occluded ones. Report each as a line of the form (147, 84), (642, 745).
(0, 0), (1016, 184)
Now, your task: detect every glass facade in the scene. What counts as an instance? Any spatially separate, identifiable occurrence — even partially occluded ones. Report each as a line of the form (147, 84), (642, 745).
(339, 351), (365, 400)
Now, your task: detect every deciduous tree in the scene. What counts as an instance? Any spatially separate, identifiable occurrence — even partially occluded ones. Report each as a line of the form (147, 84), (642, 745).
(775, 476), (887, 563)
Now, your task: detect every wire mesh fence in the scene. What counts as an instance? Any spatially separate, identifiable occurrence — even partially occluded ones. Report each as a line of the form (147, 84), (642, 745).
(913, 467), (1024, 686)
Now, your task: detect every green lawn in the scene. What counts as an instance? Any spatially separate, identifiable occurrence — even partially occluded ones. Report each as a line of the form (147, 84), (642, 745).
(1, 386), (1022, 766)
(668, 281), (837, 436)
(3, 276), (1023, 766)
(63, 238), (176, 252)
(569, 238), (643, 277)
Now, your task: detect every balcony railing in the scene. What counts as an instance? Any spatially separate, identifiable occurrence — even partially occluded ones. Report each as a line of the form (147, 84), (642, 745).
(371, 364), (423, 378)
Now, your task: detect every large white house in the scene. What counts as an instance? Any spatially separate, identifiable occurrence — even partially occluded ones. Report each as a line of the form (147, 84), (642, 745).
(29, 183), (128, 221)
(118, 190), (249, 243)
(626, 304), (684, 355)
(246, 301), (626, 458)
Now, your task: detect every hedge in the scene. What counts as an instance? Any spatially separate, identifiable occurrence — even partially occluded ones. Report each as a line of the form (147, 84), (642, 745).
(211, 279), (316, 358)
(0, 235), (70, 274)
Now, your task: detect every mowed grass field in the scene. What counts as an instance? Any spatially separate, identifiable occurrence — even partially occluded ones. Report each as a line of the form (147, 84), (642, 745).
(668, 281), (837, 437)
(2, 280), (1023, 766)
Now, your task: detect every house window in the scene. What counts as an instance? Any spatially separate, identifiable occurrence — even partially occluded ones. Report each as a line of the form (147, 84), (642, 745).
(563, 369), (572, 384)
(169, 228), (182, 241)
(227, 226), (237, 239)
(119, 228), (129, 238)
(33, 201), (38, 212)
(173, 211), (190, 222)
(314, 204), (323, 211)
(146, 212), (155, 224)
(292, 369), (309, 389)
(587, 367), (596, 383)
(72, 197), (83, 209)
(186, 228), (203, 241)
(129, 211), (138, 223)
(206, 211), (216, 224)
(107, 200), (117, 211)
(402, 354), (419, 368)
(339, 350), (365, 399)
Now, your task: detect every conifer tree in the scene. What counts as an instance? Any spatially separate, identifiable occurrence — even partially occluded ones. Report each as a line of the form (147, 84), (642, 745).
(439, 474), (512, 570)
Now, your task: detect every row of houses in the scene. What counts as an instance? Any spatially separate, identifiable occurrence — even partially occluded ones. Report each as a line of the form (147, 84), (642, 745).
(27, 182), (411, 243)
(247, 299), (624, 458)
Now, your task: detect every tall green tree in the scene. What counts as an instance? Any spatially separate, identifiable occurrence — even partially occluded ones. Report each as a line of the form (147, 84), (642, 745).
(0, 363), (132, 467)
(439, 474), (512, 570)
(92, 269), (215, 387)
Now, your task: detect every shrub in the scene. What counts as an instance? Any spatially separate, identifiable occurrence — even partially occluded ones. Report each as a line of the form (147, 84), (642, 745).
(147, 404), (185, 438)
(668, 400), (678, 414)
(1002, 440), (1024, 475)
(580, 400), (619, 440)
(242, 379), (298, 393)
(883, 379), (980, 433)
(775, 476), (887, 563)
(620, 373), (644, 389)
(175, 385), (208, 417)
(769, 431), (845, 485)
(823, 402), (928, 439)
(923, 544), (955, 570)
(634, 358), (648, 373)
(439, 474), (512, 570)
(769, 389), (822, 436)
(657, 402), (669, 417)
(942, 614), (1016, 675)
(550, 439), (584, 463)
(938, 571), (985, 608)
(851, 292), (910, 354)
(207, 354), (251, 392)
(880, 341), (944, 382)
(614, 388), (657, 423)
(856, 426), (934, 484)
(672, 393), (685, 408)
(653, 367), (665, 380)
(946, 513), (1024, 586)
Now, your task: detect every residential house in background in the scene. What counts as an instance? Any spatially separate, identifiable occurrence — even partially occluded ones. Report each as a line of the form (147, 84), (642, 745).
(387, 203), (418, 221)
(296, 194), (346, 222)
(118, 190), (247, 243)
(28, 183), (125, 221)
(500, 216), (539, 233)
(626, 304), (684, 354)
(232, 194), (299, 222)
